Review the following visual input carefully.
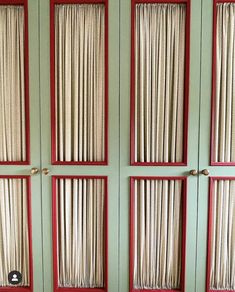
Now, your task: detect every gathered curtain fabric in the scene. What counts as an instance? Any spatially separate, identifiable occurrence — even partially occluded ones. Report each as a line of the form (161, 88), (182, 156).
(0, 6), (26, 162)
(0, 178), (29, 286)
(54, 4), (105, 162)
(134, 4), (186, 163)
(133, 179), (182, 289)
(210, 180), (235, 290)
(57, 178), (105, 288)
(213, 4), (235, 163)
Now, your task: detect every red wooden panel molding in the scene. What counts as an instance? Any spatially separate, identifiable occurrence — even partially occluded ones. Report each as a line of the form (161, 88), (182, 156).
(129, 176), (187, 292)
(0, 175), (33, 292)
(0, 0), (30, 165)
(210, 0), (235, 166)
(130, 0), (191, 166)
(50, 0), (109, 165)
(52, 175), (108, 292)
(206, 177), (235, 292)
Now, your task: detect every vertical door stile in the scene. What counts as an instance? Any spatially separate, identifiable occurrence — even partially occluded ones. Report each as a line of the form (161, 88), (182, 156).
(196, 0), (212, 290)
(28, 0), (44, 290)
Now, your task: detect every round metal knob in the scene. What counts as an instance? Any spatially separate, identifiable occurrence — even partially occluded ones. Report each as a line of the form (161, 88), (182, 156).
(201, 169), (210, 176)
(189, 169), (198, 176)
(42, 168), (50, 176)
(30, 168), (39, 175)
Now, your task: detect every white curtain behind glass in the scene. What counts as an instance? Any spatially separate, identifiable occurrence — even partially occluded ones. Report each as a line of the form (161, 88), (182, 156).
(0, 178), (29, 286)
(213, 3), (235, 162)
(210, 180), (235, 289)
(0, 6), (26, 162)
(57, 178), (105, 288)
(133, 179), (182, 289)
(55, 4), (105, 162)
(134, 4), (186, 163)
(213, 4), (235, 163)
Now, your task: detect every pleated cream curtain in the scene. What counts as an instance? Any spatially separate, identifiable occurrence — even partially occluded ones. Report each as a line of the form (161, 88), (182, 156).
(133, 179), (182, 289)
(210, 180), (235, 290)
(0, 6), (26, 162)
(0, 178), (29, 286)
(55, 4), (105, 162)
(213, 4), (235, 163)
(134, 4), (186, 163)
(57, 178), (105, 288)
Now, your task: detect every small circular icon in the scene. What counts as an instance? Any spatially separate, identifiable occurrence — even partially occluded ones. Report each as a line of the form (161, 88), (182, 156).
(8, 271), (22, 285)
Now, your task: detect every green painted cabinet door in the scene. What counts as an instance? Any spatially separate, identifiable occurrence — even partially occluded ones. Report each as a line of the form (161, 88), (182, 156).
(0, 0), (43, 291)
(119, 1), (202, 292)
(197, 1), (235, 292)
(39, 0), (119, 292)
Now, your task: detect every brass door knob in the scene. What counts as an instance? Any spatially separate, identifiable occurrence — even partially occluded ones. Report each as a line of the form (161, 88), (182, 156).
(30, 168), (39, 175)
(42, 168), (50, 176)
(201, 169), (210, 176)
(189, 169), (198, 176)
